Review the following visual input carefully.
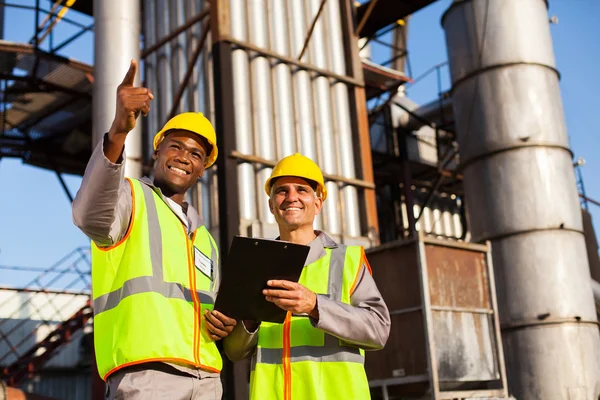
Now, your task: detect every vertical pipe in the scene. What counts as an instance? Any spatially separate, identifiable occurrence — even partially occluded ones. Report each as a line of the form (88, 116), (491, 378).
(325, 0), (361, 238)
(307, 0), (341, 237)
(269, 0), (296, 158)
(170, 0), (185, 116)
(230, 0), (258, 226)
(443, 1), (600, 399)
(142, 0), (158, 163)
(156, 0), (173, 126)
(93, 0), (142, 178)
(248, 0), (276, 226)
(288, 0), (323, 231)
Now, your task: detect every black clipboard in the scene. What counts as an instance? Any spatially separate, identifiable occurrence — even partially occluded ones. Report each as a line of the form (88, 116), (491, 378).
(214, 236), (310, 323)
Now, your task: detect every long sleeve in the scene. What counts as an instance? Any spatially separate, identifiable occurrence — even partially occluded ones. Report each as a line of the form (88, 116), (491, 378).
(72, 135), (132, 247)
(223, 322), (259, 362)
(311, 264), (391, 350)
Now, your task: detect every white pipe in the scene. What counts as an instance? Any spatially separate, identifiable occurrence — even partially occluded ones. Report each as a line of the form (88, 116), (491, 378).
(326, 0), (361, 237)
(270, 0), (296, 158)
(307, 0), (341, 236)
(289, 0), (323, 231)
(230, 0), (258, 223)
(93, 0), (142, 178)
(248, 0), (276, 225)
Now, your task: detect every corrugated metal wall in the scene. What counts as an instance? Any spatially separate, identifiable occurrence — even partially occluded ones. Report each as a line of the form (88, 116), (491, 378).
(143, 0), (371, 246)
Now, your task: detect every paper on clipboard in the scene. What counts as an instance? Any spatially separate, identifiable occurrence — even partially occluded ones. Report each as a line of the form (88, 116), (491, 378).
(214, 236), (310, 323)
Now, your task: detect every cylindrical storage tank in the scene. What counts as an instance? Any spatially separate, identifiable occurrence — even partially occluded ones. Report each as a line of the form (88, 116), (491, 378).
(442, 1), (600, 399)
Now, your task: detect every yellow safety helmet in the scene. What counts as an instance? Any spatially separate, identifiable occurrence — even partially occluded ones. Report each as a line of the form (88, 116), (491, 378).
(153, 112), (218, 168)
(264, 153), (328, 201)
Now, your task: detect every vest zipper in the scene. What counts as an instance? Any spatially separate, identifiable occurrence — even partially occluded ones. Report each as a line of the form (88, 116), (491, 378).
(282, 312), (292, 400)
(185, 227), (201, 367)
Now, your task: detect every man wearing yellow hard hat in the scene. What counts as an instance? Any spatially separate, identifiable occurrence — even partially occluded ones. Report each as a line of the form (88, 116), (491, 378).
(224, 153), (391, 399)
(73, 61), (234, 399)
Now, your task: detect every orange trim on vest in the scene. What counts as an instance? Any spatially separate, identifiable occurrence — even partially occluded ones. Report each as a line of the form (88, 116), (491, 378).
(282, 312), (292, 400)
(103, 357), (198, 381)
(350, 248), (372, 295)
(184, 226), (201, 367)
(95, 178), (136, 252)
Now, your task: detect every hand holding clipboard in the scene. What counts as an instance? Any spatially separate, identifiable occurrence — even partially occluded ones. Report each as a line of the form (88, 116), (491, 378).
(214, 236), (310, 323)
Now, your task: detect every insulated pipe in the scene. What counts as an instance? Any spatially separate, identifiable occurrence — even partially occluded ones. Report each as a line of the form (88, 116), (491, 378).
(289, 0), (318, 161)
(269, 0), (296, 158)
(93, 0), (142, 178)
(156, 0), (173, 126)
(443, 1), (600, 398)
(326, 0), (361, 237)
(248, 0), (276, 225)
(170, 0), (185, 116)
(289, 0), (323, 231)
(230, 0), (257, 224)
(307, 0), (341, 236)
(142, 0), (158, 159)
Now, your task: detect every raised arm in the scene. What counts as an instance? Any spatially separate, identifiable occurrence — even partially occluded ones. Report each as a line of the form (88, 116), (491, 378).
(72, 60), (153, 247)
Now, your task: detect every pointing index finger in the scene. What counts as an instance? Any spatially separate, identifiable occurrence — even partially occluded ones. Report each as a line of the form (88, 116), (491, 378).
(120, 59), (137, 87)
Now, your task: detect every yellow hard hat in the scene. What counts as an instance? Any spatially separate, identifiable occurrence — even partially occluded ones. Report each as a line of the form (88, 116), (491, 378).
(153, 112), (218, 168)
(264, 153), (328, 200)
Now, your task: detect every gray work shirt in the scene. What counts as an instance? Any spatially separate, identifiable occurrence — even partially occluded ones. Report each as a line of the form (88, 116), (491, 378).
(72, 136), (218, 379)
(223, 231), (391, 362)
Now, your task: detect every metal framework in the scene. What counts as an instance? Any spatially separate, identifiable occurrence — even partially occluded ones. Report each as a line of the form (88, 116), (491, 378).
(0, 1), (94, 202)
(0, 247), (92, 386)
(366, 232), (510, 400)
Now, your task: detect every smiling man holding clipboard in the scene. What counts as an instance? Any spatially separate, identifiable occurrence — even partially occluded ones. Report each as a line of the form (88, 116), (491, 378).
(215, 153), (391, 400)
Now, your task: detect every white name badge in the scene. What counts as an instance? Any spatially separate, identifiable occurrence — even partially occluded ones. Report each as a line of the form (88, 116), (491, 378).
(194, 246), (213, 281)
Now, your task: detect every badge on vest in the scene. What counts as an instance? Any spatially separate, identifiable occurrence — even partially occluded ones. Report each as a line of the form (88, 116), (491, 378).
(194, 246), (213, 281)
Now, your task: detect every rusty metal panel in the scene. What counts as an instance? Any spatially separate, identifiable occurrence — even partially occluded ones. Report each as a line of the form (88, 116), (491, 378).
(425, 244), (490, 309)
(368, 241), (420, 311)
(432, 310), (499, 382)
(366, 312), (427, 381)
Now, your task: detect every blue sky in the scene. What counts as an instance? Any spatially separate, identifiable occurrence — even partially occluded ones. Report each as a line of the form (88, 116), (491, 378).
(1, 0), (599, 287)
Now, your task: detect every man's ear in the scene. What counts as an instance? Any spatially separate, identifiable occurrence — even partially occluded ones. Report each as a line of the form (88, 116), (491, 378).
(314, 196), (323, 216)
(268, 198), (275, 215)
(152, 149), (158, 161)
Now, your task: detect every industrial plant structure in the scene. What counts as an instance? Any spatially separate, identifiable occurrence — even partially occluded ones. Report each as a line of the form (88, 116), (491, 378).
(1, 0), (599, 399)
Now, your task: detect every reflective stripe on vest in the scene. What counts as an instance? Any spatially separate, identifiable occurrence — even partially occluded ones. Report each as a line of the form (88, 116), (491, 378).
(250, 244), (370, 400)
(93, 185), (216, 315)
(92, 179), (221, 380)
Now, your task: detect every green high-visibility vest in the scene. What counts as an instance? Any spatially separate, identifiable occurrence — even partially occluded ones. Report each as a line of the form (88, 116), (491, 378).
(91, 178), (222, 380)
(250, 245), (371, 400)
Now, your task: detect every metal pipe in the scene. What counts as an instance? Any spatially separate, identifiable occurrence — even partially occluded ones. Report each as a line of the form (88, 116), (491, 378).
(142, 0), (157, 163)
(326, 0), (361, 237)
(442, 1), (600, 398)
(248, 0), (276, 226)
(93, 0), (142, 178)
(230, 0), (258, 224)
(269, 0), (296, 158)
(157, 0), (173, 127)
(169, 0), (186, 118)
(289, 0), (323, 231)
(307, 0), (340, 236)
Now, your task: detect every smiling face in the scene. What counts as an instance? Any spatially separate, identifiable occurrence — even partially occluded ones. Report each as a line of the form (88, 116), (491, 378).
(152, 129), (209, 203)
(268, 176), (323, 231)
